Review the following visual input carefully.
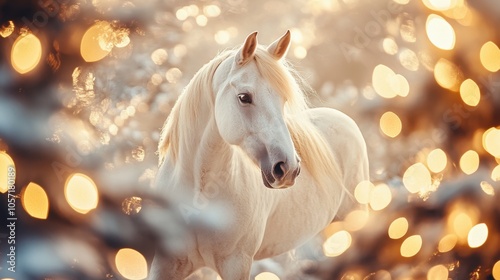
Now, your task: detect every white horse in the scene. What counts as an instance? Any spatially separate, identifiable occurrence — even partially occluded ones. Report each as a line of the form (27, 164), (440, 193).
(150, 30), (369, 280)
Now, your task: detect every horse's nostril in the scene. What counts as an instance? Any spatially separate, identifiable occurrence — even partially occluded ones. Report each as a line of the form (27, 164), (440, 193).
(272, 161), (286, 180)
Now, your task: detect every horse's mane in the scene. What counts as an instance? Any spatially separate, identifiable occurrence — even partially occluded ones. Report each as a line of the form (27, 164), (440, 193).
(158, 46), (347, 203)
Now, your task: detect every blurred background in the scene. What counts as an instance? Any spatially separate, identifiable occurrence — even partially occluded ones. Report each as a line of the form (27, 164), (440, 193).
(0, 0), (499, 279)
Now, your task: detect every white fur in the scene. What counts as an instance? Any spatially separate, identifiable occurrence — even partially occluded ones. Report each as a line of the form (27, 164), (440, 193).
(150, 31), (369, 280)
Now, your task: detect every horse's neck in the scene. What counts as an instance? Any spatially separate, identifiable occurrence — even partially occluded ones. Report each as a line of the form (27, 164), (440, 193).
(161, 115), (235, 192)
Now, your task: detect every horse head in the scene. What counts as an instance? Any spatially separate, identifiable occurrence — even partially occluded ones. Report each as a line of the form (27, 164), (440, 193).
(212, 31), (301, 189)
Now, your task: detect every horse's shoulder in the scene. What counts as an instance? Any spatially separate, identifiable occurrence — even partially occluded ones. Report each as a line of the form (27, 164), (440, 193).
(303, 107), (361, 138)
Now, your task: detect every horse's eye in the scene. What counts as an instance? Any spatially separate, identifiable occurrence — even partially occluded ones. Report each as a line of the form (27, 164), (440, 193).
(238, 93), (253, 104)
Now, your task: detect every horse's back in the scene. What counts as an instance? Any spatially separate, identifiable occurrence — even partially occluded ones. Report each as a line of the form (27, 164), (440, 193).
(304, 107), (369, 218)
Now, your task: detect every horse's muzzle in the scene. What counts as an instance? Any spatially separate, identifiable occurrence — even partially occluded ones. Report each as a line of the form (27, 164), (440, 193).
(261, 161), (301, 189)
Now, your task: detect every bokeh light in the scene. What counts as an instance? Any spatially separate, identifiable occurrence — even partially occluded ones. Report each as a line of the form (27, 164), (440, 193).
(323, 230), (352, 257)
(493, 260), (500, 280)
(65, 173), (99, 214)
(151, 49), (168, 65)
(379, 111), (402, 138)
(422, 0), (456, 11)
(438, 234), (457, 253)
(434, 58), (461, 91)
(459, 79), (480, 107)
(115, 248), (148, 280)
(426, 148), (447, 173)
(21, 182), (49, 219)
(11, 33), (42, 74)
(0, 151), (15, 193)
(492, 165), (500, 181)
(354, 180), (374, 204)
(382, 37), (398, 55)
(214, 30), (230, 45)
(344, 210), (369, 231)
(403, 163), (432, 194)
(459, 150), (479, 175)
(400, 235), (422, 258)
(80, 21), (112, 62)
(451, 211), (473, 242)
(369, 183), (392, 211)
(480, 41), (500, 72)
(480, 181), (495, 196)
(483, 128), (500, 158)
(255, 272), (280, 280)
(427, 264), (449, 280)
(467, 223), (488, 248)
(426, 14), (455, 50)
(388, 217), (409, 239)
(372, 65), (409, 98)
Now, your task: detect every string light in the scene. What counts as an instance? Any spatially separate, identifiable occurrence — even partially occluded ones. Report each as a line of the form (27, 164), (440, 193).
(426, 14), (455, 50)
(11, 33), (42, 74)
(21, 182), (49, 219)
(388, 217), (409, 239)
(379, 111), (402, 138)
(459, 150), (479, 175)
(480, 41), (500, 72)
(426, 149), (447, 173)
(467, 223), (488, 248)
(115, 248), (148, 280)
(65, 173), (99, 214)
(403, 163), (432, 194)
(400, 235), (422, 258)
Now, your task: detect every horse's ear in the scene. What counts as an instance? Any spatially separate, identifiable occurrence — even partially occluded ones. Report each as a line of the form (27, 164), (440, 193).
(267, 30), (291, 60)
(236, 31), (258, 65)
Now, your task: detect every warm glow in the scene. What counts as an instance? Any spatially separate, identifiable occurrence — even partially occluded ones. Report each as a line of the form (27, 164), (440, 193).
(422, 0), (456, 11)
(453, 212), (473, 241)
(115, 248), (148, 280)
(344, 210), (369, 231)
(354, 180), (374, 204)
(0, 151), (15, 193)
(65, 173), (99, 214)
(323, 230), (352, 257)
(459, 150), (480, 175)
(203, 5), (221, 17)
(11, 33), (42, 74)
(388, 217), (409, 239)
(80, 21), (112, 62)
(438, 234), (457, 253)
(214, 30), (230, 45)
(403, 163), (432, 194)
(255, 272), (280, 280)
(294, 46), (308, 59)
(21, 182), (49, 219)
(434, 58), (461, 91)
(369, 183), (392, 211)
(379, 111), (402, 138)
(427, 264), (449, 280)
(483, 128), (500, 158)
(467, 223), (488, 248)
(459, 79), (480, 107)
(400, 235), (422, 258)
(492, 165), (500, 182)
(382, 37), (398, 55)
(480, 41), (500, 72)
(426, 148), (447, 173)
(480, 181), (495, 196)
(372, 65), (409, 98)
(151, 49), (168, 65)
(493, 260), (500, 280)
(426, 14), (455, 50)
